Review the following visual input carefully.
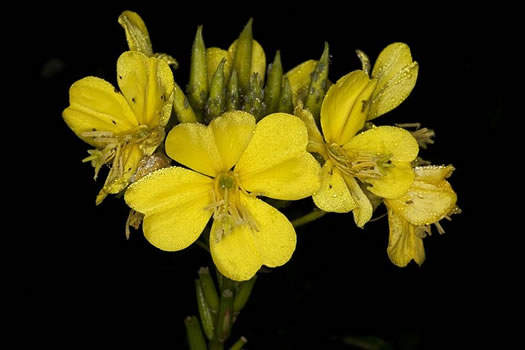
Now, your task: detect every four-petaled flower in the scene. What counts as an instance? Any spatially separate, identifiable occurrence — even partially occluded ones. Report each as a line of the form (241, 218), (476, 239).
(384, 165), (459, 267)
(297, 43), (420, 227)
(124, 112), (320, 281)
(63, 51), (175, 204)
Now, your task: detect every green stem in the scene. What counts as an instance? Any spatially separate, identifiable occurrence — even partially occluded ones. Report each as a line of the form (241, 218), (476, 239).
(229, 337), (248, 350)
(292, 208), (327, 228)
(196, 240), (210, 253)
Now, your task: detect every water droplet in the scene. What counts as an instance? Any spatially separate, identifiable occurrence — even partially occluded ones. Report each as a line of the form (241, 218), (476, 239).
(332, 194), (338, 198)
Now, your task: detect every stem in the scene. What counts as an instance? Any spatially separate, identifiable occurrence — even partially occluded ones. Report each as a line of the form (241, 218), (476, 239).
(292, 208), (327, 228)
(229, 337), (248, 350)
(196, 239), (210, 253)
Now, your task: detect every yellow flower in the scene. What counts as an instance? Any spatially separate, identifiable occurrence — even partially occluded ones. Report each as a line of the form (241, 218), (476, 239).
(295, 43), (420, 227)
(118, 10), (178, 67)
(63, 51), (175, 204)
(384, 165), (459, 267)
(124, 112), (320, 281)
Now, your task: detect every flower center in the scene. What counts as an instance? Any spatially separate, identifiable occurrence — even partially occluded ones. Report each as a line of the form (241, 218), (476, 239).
(81, 125), (165, 182)
(206, 171), (258, 243)
(326, 142), (394, 180)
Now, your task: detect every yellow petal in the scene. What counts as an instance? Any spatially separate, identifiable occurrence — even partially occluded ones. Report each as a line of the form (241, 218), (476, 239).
(118, 11), (153, 56)
(240, 154), (320, 200)
(210, 111), (256, 173)
(210, 220), (261, 282)
(117, 51), (174, 128)
(207, 47), (233, 85)
(343, 175), (373, 227)
(368, 43), (419, 120)
(210, 193), (296, 281)
(285, 60), (317, 105)
(343, 126), (419, 162)
(235, 113), (320, 199)
(125, 167), (214, 251)
(313, 160), (356, 213)
(242, 194), (296, 267)
(228, 39), (266, 81)
(386, 207), (425, 267)
(366, 161), (415, 199)
(320, 70), (373, 144)
(166, 111), (255, 177)
(386, 176), (457, 226)
(294, 103), (326, 156)
(63, 76), (138, 147)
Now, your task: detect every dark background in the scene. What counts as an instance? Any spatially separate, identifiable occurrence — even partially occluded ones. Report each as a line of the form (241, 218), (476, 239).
(28, 2), (508, 349)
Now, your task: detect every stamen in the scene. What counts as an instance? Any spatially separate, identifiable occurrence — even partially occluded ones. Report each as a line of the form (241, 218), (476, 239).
(396, 123), (435, 149)
(207, 171), (259, 243)
(326, 143), (392, 180)
(81, 125), (165, 187)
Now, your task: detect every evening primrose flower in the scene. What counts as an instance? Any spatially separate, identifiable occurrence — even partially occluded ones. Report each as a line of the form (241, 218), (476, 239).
(294, 43), (420, 227)
(118, 10), (178, 67)
(384, 165), (459, 267)
(124, 112), (320, 281)
(296, 74), (418, 227)
(63, 51), (174, 204)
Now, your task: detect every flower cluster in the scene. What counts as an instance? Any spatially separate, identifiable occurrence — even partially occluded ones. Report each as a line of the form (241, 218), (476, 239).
(63, 11), (459, 281)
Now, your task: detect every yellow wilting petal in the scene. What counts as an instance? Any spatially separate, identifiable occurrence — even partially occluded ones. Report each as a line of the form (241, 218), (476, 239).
(106, 143), (143, 191)
(228, 39), (266, 84)
(235, 113), (320, 199)
(386, 207), (425, 267)
(343, 126), (419, 163)
(166, 112), (255, 177)
(368, 43), (419, 120)
(116, 51), (175, 128)
(207, 47), (233, 85)
(63, 76), (138, 147)
(313, 160), (356, 213)
(96, 143), (143, 205)
(366, 162), (415, 199)
(386, 167), (457, 226)
(118, 11), (153, 57)
(414, 165), (455, 184)
(320, 70), (373, 145)
(210, 219), (262, 282)
(125, 167), (214, 251)
(343, 175), (373, 228)
(285, 60), (317, 106)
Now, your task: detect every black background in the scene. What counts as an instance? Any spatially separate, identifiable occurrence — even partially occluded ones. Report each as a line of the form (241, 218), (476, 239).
(28, 2), (509, 349)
